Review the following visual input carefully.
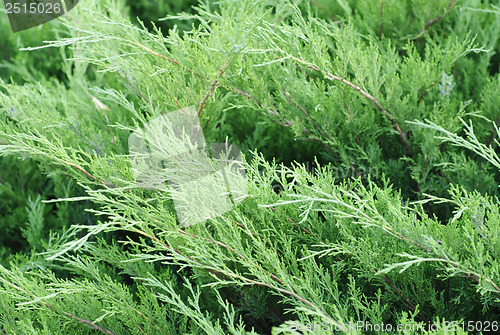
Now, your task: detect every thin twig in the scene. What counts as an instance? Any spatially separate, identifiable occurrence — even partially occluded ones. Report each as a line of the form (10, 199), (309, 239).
(177, 229), (284, 285)
(290, 56), (411, 155)
(378, 0), (384, 39)
(281, 87), (325, 137)
(412, 0), (459, 40)
(223, 271), (342, 328)
(310, 0), (342, 25)
(384, 225), (500, 295)
(197, 79), (220, 117)
(230, 218), (277, 251)
(381, 276), (429, 323)
(417, 75), (441, 104)
(486, 115), (500, 147)
(197, 60), (230, 117)
(233, 88), (293, 127)
(132, 42), (203, 78)
(61, 160), (115, 187)
(0, 280), (116, 335)
(141, 222), (337, 323)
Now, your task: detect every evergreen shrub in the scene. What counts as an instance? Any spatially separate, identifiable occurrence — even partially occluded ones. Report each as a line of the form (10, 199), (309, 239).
(0, 0), (499, 334)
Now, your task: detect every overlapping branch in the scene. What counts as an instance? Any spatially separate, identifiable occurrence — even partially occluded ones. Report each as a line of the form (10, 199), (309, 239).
(0, 279), (116, 335)
(289, 56), (411, 155)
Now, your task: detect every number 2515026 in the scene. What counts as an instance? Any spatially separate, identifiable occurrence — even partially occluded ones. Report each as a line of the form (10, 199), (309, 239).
(6, 2), (62, 14)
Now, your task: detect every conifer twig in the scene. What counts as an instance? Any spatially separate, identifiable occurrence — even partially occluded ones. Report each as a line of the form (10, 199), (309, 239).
(233, 88), (293, 126)
(281, 87), (325, 137)
(197, 60), (230, 117)
(378, 0), (384, 39)
(132, 41), (203, 78)
(486, 115), (500, 146)
(290, 56), (411, 155)
(177, 229), (284, 285)
(425, 0), (459, 31)
(383, 223), (500, 295)
(198, 79), (220, 117)
(411, 0), (459, 40)
(221, 271), (342, 328)
(135, 223), (336, 323)
(417, 76), (441, 103)
(230, 218), (276, 250)
(0, 279), (116, 335)
(309, 0), (341, 25)
(146, 217), (335, 323)
(61, 160), (115, 187)
(381, 276), (429, 323)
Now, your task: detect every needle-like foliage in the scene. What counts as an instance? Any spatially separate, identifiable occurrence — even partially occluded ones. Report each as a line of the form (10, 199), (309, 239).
(0, 0), (499, 334)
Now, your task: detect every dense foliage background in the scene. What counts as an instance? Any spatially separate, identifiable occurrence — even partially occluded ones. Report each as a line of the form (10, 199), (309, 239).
(0, 0), (499, 334)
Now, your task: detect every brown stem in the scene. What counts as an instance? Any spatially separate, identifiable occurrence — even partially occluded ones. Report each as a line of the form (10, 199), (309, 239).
(197, 79), (220, 117)
(60, 160), (115, 187)
(177, 229), (284, 285)
(381, 276), (429, 323)
(197, 60), (230, 117)
(281, 87), (325, 137)
(233, 88), (293, 127)
(60, 160), (95, 180)
(378, 0), (384, 39)
(412, 0), (459, 40)
(290, 56), (411, 155)
(0, 280), (116, 335)
(64, 312), (116, 335)
(417, 75), (441, 104)
(140, 93), (157, 109)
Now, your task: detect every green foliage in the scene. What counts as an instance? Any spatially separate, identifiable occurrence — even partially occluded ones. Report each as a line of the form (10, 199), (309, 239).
(126, 0), (199, 32)
(0, 0), (499, 334)
(0, 16), (64, 83)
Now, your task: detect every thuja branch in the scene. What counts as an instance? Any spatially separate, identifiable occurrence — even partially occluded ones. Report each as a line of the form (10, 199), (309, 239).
(198, 79), (221, 117)
(230, 218), (276, 250)
(354, 258), (429, 323)
(141, 220), (336, 325)
(281, 87), (325, 137)
(381, 275), (428, 322)
(412, 0), (459, 40)
(417, 75), (441, 103)
(61, 160), (115, 188)
(486, 115), (500, 147)
(380, 224), (500, 295)
(132, 41), (203, 78)
(177, 228), (284, 285)
(378, 0), (384, 39)
(197, 60), (230, 117)
(233, 88), (293, 127)
(0, 279), (116, 335)
(216, 268), (342, 329)
(289, 56), (411, 155)
(425, 0), (459, 31)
